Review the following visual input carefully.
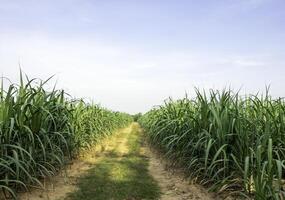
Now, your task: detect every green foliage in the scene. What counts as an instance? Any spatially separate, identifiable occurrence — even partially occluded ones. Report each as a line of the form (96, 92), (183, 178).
(140, 89), (285, 199)
(132, 113), (142, 122)
(0, 72), (132, 199)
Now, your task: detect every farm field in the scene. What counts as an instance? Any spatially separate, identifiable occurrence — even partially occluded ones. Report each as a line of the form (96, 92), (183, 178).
(1, 75), (285, 200)
(1, 0), (285, 199)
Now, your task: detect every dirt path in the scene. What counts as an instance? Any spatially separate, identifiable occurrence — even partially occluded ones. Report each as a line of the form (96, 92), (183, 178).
(18, 123), (216, 200)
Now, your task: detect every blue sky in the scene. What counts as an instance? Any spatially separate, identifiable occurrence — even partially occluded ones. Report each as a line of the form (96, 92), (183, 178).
(0, 0), (284, 113)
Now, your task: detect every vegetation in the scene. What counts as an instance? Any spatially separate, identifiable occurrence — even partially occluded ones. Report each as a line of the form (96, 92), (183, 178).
(0, 73), (132, 199)
(132, 113), (142, 122)
(139, 89), (285, 199)
(2, 72), (284, 200)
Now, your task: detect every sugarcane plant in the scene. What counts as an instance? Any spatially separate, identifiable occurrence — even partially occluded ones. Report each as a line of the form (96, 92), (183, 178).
(139, 89), (285, 199)
(0, 72), (132, 199)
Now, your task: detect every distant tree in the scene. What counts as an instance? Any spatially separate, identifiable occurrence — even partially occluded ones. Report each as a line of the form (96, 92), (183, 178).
(133, 113), (142, 122)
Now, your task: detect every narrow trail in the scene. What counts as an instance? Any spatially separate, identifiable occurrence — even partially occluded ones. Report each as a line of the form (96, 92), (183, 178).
(19, 123), (216, 200)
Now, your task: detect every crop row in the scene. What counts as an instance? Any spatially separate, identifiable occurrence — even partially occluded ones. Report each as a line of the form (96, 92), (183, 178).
(140, 89), (285, 199)
(0, 73), (132, 199)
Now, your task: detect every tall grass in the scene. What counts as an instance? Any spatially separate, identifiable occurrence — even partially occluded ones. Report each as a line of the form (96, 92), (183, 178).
(139, 89), (285, 199)
(0, 73), (132, 199)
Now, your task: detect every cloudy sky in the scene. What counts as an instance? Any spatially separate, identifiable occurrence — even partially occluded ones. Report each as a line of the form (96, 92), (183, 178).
(0, 0), (284, 113)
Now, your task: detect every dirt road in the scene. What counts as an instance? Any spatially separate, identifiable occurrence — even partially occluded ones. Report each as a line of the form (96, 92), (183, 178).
(19, 123), (216, 200)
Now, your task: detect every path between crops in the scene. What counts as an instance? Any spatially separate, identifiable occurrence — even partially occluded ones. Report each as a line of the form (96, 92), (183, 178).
(19, 123), (217, 200)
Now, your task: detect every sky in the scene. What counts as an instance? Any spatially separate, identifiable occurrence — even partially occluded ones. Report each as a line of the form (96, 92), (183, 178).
(0, 0), (284, 114)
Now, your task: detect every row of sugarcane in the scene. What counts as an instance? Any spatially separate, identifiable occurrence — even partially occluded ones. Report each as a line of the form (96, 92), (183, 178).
(0, 73), (133, 199)
(139, 89), (285, 199)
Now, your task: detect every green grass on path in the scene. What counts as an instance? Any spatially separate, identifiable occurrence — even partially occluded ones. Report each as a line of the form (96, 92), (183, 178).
(65, 123), (160, 200)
